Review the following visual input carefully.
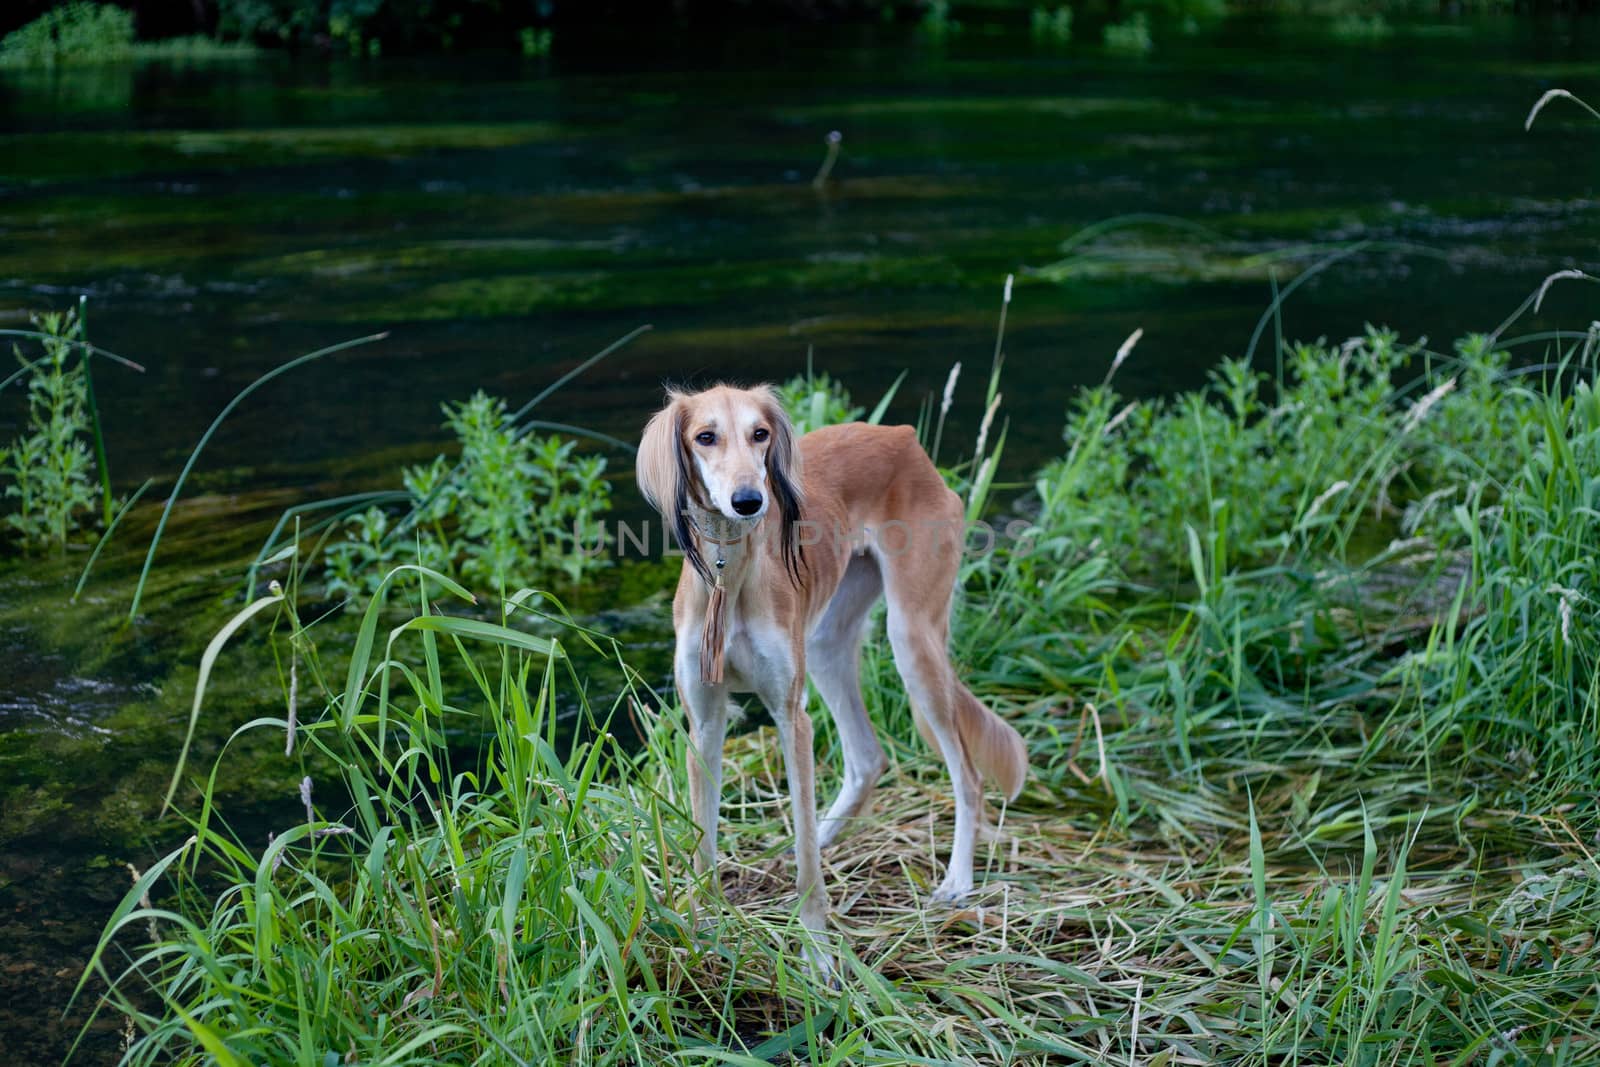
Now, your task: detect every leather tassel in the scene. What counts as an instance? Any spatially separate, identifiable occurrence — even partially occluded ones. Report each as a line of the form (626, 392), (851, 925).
(700, 573), (728, 685)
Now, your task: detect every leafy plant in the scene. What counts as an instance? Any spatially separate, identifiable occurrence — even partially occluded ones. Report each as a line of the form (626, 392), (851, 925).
(218, 0), (549, 52)
(775, 365), (908, 439)
(776, 370), (863, 435)
(0, 3), (134, 68)
(1, 311), (99, 553)
(1019, 326), (1557, 578)
(324, 391), (611, 601)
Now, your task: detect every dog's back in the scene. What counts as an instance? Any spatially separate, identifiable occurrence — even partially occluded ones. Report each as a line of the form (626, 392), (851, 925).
(798, 422), (962, 529)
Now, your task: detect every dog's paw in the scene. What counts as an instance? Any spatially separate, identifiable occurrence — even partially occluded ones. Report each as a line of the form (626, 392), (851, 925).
(930, 875), (974, 904)
(802, 939), (839, 988)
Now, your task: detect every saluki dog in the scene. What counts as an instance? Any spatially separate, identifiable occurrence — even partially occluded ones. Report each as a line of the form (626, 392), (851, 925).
(636, 383), (1028, 959)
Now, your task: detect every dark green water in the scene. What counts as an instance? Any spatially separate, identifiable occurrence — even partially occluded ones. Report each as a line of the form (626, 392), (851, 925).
(2, 15), (1598, 1061)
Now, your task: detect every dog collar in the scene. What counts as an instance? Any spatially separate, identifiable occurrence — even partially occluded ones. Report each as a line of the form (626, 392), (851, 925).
(690, 509), (756, 548)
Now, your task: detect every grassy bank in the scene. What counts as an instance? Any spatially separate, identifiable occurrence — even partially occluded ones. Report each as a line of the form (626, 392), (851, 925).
(69, 307), (1600, 1062)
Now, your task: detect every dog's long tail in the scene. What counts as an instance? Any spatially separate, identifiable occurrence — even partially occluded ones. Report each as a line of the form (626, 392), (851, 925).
(914, 686), (1029, 800)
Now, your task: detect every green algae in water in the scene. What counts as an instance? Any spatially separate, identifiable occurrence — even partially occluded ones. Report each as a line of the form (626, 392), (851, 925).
(1, 122), (564, 182)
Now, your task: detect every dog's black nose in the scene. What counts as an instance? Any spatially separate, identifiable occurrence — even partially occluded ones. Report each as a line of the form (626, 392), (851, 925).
(731, 489), (764, 516)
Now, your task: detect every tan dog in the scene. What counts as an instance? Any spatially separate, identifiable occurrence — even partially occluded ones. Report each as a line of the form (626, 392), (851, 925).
(636, 383), (1028, 961)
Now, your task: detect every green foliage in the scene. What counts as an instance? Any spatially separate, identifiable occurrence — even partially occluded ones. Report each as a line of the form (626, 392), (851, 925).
(220, 0), (438, 51)
(1030, 383), (1141, 567)
(774, 366), (908, 439)
(1404, 333), (1539, 533)
(1103, 12), (1153, 53)
(0, 2), (257, 67)
(1025, 327), (1550, 578)
(1, 311), (99, 553)
(1030, 5), (1073, 41)
(221, 0), (345, 44)
(324, 391), (611, 602)
(1412, 377), (1600, 761)
(972, 325), (1598, 790)
(0, 3), (133, 67)
(775, 370), (864, 436)
(89, 573), (714, 1064)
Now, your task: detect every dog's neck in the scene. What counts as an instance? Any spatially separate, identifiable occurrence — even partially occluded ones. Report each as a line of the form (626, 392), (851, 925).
(687, 505), (764, 686)
(691, 506), (769, 587)
(690, 507), (756, 552)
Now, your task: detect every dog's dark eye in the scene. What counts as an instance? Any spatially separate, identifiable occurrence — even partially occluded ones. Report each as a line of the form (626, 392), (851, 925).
(695, 431), (716, 446)
(753, 428), (770, 443)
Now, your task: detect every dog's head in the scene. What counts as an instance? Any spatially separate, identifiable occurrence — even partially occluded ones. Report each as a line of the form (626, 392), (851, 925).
(636, 383), (805, 583)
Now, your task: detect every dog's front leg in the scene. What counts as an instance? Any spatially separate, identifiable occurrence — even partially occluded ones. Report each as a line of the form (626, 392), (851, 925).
(677, 647), (729, 882)
(761, 669), (833, 977)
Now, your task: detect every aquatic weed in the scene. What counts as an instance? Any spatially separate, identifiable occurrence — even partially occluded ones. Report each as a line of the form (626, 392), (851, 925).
(1, 311), (99, 553)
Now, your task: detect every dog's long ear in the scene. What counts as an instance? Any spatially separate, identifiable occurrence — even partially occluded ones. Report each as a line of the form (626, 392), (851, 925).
(637, 390), (710, 584)
(755, 385), (806, 582)
(636, 391), (683, 516)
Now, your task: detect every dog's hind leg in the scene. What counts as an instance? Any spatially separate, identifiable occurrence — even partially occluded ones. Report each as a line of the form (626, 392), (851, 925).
(874, 503), (999, 903)
(807, 554), (889, 849)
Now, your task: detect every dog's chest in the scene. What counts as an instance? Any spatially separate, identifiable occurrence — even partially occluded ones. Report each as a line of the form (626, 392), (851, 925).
(714, 612), (790, 694)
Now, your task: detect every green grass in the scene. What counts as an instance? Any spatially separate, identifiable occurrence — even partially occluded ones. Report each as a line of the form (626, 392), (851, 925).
(74, 312), (1600, 1062)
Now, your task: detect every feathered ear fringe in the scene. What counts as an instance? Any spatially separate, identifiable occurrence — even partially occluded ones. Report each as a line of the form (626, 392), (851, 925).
(755, 386), (806, 584)
(636, 390), (711, 584)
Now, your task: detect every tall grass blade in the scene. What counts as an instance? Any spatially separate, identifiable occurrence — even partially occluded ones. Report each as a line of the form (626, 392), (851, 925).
(509, 324), (652, 427)
(75, 295), (115, 527)
(129, 331), (389, 620)
(171, 1005), (249, 1067)
(1244, 243), (1369, 363)
(0, 330), (145, 388)
(161, 591), (284, 814)
(867, 370), (908, 424)
(71, 476), (152, 602)
(341, 564), (475, 729)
